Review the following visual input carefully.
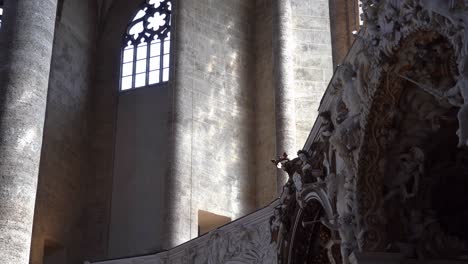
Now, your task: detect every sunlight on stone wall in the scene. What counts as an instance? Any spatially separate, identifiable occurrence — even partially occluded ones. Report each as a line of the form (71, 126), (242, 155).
(169, 0), (256, 247)
(291, 0), (333, 149)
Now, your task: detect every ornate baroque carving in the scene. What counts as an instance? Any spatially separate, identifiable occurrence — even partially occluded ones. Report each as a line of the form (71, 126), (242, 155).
(277, 1), (468, 263)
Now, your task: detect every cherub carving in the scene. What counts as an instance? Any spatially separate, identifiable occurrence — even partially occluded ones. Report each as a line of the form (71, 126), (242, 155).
(384, 147), (424, 201)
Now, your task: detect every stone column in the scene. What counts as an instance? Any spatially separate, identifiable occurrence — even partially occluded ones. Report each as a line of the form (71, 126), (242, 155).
(0, 0), (57, 263)
(329, 0), (360, 67)
(273, 0), (297, 193)
(165, 0), (192, 249)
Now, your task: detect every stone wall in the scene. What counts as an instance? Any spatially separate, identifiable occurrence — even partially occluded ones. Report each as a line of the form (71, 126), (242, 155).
(30, 0), (97, 263)
(168, 0), (257, 247)
(253, 0), (277, 207)
(108, 84), (171, 257)
(85, 0), (143, 260)
(253, 0), (334, 206)
(88, 201), (278, 264)
(291, 0), (334, 148)
(38, 0), (337, 261)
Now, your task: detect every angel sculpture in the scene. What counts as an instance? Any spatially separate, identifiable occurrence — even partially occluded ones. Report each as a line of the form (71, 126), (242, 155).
(271, 152), (289, 169)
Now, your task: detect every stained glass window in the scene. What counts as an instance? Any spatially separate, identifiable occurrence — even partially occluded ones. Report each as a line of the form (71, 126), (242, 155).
(121, 0), (172, 91)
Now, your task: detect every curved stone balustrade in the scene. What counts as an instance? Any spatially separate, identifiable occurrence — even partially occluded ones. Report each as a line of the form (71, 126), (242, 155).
(87, 201), (278, 264)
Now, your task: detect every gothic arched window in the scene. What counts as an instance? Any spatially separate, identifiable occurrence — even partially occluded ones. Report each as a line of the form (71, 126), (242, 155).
(120, 0), (172, 91)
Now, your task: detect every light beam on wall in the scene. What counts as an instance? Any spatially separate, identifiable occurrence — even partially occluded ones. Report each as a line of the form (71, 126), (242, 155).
(0, 7), (4, 29)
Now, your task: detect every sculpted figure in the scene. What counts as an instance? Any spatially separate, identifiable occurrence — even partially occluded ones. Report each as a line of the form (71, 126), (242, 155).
(444, 62), (468, 147)
(289, 150), (325, 195)
(271, 152), (290, 169)
(318, 171), (359, 264)
(320, 213), (358, 264)
(319, 111), (334, 141)
(330, 116), (361, 157)
(420, 0), (465, 26)
(361, 1), (381, 36)
(399, 73), (468, 147)
(384, 147), (424, 201)
(405, 210), (468, 259)
(339, 64), (362, 117)
(297, 150), (312, 176)
(269, 208), (281, 243)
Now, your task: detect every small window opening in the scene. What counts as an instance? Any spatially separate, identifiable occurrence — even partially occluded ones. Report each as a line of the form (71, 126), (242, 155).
(0, 0), (4, 29)
(120, 0), (172, 91)
(198, 210), (231, 236)
(43, 240), (66, 264)
(358, 1), (364, 27)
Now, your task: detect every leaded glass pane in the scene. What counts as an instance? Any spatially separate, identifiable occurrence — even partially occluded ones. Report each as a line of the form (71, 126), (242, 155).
(149, 70), (160, 85)
(120, 0), (172, 91)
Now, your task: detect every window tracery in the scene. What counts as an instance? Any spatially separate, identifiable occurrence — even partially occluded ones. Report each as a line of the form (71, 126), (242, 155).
(121, 0), (172, 91)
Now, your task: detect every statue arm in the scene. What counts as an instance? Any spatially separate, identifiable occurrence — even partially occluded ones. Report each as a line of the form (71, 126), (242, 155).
(320, 216), (340, 230)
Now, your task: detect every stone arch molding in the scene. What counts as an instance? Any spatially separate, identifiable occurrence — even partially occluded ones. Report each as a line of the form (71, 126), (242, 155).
(273, 0), (468, 263)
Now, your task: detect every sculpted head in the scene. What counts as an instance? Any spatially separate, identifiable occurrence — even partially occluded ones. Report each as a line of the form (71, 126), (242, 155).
(297, 150), (309, 162)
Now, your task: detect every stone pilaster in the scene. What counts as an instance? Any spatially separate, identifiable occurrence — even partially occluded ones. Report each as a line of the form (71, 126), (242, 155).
(0, 0), (57, 263)
(273, 0), (297, 192)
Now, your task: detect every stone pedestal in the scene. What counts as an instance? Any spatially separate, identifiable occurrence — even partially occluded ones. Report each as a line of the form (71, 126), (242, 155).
(0, 0), (57, 263)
